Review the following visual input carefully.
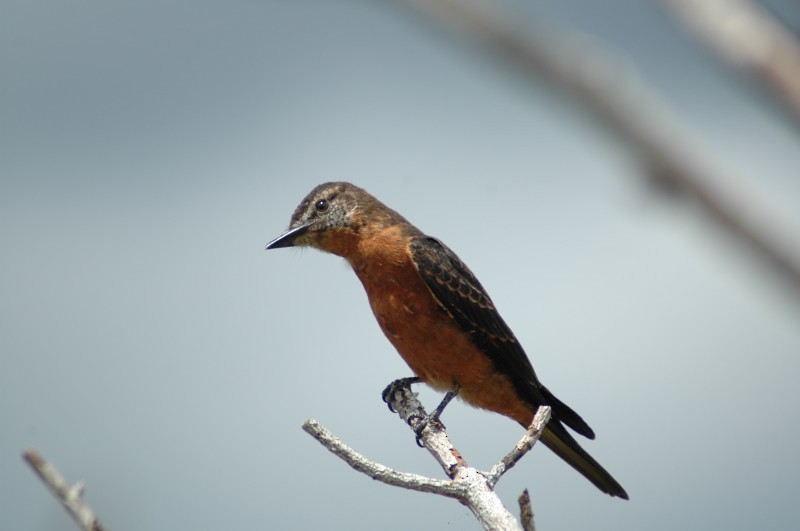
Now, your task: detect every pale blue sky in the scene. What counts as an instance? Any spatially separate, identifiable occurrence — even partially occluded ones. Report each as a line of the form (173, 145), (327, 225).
(2, 1), (800, 530)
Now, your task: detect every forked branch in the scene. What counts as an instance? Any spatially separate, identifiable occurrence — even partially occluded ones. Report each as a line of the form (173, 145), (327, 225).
(303, 380), (550, 531)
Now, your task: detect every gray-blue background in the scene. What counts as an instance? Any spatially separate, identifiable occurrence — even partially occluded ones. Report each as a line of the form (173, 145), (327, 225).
(3, 1), (799, 529)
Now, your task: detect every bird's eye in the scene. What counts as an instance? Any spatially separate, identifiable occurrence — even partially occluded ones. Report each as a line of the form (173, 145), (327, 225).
(315, 199), (329, 212)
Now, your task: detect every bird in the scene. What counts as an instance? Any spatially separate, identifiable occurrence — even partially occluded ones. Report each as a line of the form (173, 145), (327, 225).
(266, 181), (628, 499)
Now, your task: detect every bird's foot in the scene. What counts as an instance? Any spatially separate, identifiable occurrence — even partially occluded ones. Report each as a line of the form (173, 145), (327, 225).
(407, 412), (446, 447)
(408, 386), (460, 447)
(381, 376), (422, 412)
(406, 413), (432, 447)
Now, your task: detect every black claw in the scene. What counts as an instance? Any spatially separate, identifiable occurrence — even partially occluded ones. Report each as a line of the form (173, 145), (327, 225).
(412, 386), (460, 446)
(407, 413), (425, 427)
(381, 383), (399, 412)
(411, 415), (429, 447)
(381, 376), (422, 412)
(381, 384), (396, 412)
(381, 385), (393, 404)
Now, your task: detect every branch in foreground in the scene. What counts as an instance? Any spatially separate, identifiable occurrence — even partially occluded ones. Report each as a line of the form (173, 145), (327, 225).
(403, 0), (800, 296)
(23, 450), (107, 531)
(303, 380), (550, 531)
(665, 0), (800, 125)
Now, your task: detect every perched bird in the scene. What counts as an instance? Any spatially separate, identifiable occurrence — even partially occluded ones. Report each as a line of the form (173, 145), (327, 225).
(266, 182), (628, 499)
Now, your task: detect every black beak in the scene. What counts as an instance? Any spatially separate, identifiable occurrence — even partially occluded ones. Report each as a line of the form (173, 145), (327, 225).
(265, 222), (312, 250)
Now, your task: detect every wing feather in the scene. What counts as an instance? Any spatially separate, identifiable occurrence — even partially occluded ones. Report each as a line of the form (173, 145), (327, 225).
(409, 236), (595, 439)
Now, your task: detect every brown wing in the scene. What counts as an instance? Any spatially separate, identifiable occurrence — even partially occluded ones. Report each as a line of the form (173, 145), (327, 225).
(409, 235), (595, 439)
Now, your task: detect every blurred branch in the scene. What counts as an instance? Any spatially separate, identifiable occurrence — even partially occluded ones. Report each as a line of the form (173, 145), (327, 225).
(518, 489), (535, 531)
(664, 0), (800, 125)
(403, 0), (800, 296)
(303, 381), (551, 531)
(23, 450), (107, 531)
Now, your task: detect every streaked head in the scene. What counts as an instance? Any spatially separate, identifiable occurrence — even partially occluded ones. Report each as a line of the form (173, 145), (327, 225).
(266, 182), (376, 255)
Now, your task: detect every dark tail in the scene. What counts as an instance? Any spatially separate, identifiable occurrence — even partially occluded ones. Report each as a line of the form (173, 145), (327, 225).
(539, 419), (628, 499)
(540, 384), (595, 439)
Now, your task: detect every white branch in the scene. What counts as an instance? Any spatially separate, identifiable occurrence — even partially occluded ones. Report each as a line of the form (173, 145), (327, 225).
(304, 381), (552, 531)
(386, 383), (537, 530)
(487, 406), (551, 488)
(23, 450), (107, 531)
(383, 382), (470, 478)
(303, 419), (461, 496)
(665, 0), (800, 123)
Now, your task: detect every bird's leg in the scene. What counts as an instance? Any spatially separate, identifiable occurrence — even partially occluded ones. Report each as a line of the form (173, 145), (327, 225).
(381, 376), (422, 412)
(411, 385), (461, 446)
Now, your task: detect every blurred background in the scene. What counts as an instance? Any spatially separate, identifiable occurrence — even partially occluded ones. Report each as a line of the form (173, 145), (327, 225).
(2, 0), (800, 529)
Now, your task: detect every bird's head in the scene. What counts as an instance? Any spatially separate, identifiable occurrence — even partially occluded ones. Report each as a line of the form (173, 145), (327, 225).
(266, 181), (383, 257)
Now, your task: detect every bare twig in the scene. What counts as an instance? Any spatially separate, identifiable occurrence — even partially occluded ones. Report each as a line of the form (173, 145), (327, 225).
(304, 418), (520, 531)
(304, 380), (551, 530)
(403, 0), (800, 295)
(303, 419), (461, 496)
(23, 450), (107, 531)
(665, 0), (800, 124)
(518, 489), (535, 531)
(487, 406), (551, 488)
